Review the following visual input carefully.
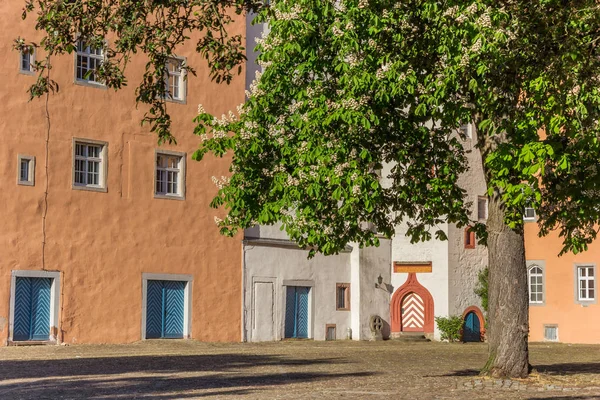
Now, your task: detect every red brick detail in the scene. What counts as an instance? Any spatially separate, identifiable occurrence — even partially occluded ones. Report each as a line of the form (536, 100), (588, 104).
(391, 273), (435, 333)
(461, 306), (486, 341)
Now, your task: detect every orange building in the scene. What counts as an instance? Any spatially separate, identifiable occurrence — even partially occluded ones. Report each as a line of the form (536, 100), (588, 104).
(0, 3), (245, 344)
(525, 217), (600, 343)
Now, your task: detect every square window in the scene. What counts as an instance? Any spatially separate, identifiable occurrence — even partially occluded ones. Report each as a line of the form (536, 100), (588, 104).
(17, 155), (35, 186)
(155, 151), (185, 199)
(544, 325), (558, 341)
(72, 139), (107, 191)
(336, 283), (350, 311)
(464, 227), (476, 249)
(20, 48), (35, 74)
(524, 206), (536, 221)
(164, 58), (186, 102)
(325, 324), (336, 341)
(477, 196), (488, 220)
(75, 39), (104, 85)
(459, 123), (472, 139)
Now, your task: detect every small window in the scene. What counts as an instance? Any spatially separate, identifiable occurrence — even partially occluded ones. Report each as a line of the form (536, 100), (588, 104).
(17, 155), (35, 186)
(20, 47), (35, 74)
(164, 58), (186, 102)
(336, 283), (350, 311)
(524, 206), (536, 221)
(464, 227), (475, 249)
(73, 139), (107, 191)
(477, 196), (488, 220)
(528, 265), (544, 304)
(155, 151), (185, 199)
(76, 39), (104, 84)
(544, 325), (558, 341)
(325, 324), (336, 341)
(577, 266), (595, 301)
(459, 123), (472, 139)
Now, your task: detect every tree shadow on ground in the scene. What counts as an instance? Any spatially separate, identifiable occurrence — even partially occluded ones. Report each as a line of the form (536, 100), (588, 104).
(530, 397), (600, 400)
(0, 354), (373, 399)
(0, 353), (347, 380)
(431, 362), (600, 378)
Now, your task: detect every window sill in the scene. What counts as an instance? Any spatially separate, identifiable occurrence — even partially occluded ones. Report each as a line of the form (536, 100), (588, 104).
(529, 302), (545, 307)
(154, 194), (185, 201)
(336, 308), (351, 312)
(17, 181), (34, 187)
(74, 79), (107, 90)
(19, 70), (36, 76)
(72, 184), (107, 193)
(8, 340), (57, 346)
(163, 97), (187, 105)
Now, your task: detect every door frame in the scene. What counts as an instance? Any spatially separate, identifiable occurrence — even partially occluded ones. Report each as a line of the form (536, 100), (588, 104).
(251, 276), (276, 342)
(141, 273), (193, 340)
(281, 280), (314, 340)
(9, 270), (61, 343)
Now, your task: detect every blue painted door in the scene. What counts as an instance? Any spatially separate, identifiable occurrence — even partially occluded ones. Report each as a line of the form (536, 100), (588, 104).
(13, 277), (52, 341)
(146, 280), (185, 339)
(463, 311), (481, 342)
(284, 286), (310, 338)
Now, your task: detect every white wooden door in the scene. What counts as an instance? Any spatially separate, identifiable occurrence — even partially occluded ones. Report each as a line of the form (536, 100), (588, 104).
(252, 282), (275, 341)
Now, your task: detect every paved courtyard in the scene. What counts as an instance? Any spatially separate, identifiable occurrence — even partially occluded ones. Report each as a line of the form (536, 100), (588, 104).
(0, 340), (599, 399)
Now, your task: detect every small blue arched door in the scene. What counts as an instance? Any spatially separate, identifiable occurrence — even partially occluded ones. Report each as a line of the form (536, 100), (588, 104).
(463, 311), (481, 342)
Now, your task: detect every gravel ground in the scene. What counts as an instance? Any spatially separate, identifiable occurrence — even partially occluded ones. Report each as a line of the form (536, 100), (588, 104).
(0, 340), (599, 399)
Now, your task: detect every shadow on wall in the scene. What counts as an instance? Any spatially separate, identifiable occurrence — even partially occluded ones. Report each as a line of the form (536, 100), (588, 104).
(0, 353), (373, 399)
(382, 319), (391, 340)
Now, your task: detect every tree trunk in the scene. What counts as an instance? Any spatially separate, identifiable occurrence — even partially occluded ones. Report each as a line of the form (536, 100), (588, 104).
(483, 193), (530, 378)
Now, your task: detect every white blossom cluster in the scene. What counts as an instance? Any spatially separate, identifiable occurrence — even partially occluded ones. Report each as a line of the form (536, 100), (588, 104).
(358, 0), (368, 8)
(274, 4), (303, 21)
(211, 175), (230, 189)
(334, 162), (350, 177)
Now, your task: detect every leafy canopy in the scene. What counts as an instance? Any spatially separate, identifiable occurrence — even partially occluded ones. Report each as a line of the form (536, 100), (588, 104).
(195, 0), (600, 256)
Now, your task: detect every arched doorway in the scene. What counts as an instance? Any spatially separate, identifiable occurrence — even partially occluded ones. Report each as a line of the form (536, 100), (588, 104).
(391, 273), (434, 334)
(461, 306), (485, 342)
(400, 292), (425, 331)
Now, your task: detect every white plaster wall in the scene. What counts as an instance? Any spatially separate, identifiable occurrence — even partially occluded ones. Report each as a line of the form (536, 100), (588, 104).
(243, 243), (352, 341)
(380, 161), (449, 340)
(447, 129), (488, 317)
(391, 222), (449, 340)
(357, 239), (392, 340)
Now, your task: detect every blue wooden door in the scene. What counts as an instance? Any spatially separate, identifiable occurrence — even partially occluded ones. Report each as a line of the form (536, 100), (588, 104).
(13, 277), (52, 341)
(284, 286), (310, 338)
(163, 281), (185, 338)
(463, 311), (481, 342)
(146, 280), (185, 339)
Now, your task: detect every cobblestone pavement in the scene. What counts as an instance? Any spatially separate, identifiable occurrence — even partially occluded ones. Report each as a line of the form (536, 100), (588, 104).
(0, 340), (599, 399)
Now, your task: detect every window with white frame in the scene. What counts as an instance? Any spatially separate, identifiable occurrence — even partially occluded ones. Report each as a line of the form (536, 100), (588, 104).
(155, 152), (185, 198)
(76, 39), (104, 84)
(164, 58), (185, 101)
(577, 265), (595, 301)
(459, 123), (472, 139)
(477, 196), (488, 220)
(524, 206), (536, 221)
(73, 141), (106, 189)
(20, 48), (34, 74)
(528, 265), (544, 304)
(17, 155), (35, 186)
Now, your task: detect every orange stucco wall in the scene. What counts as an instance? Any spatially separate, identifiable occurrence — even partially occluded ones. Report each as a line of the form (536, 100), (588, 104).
(525, 222), (600, 343)
(0, 3), (244, 344)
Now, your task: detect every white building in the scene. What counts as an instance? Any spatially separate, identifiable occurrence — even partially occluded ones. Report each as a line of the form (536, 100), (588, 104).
(242, 225), (391, 341)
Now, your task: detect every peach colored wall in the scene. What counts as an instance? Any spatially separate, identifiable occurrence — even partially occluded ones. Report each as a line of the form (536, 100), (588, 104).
(525, 222), (600, 343)
(0, 3), (244, 344)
